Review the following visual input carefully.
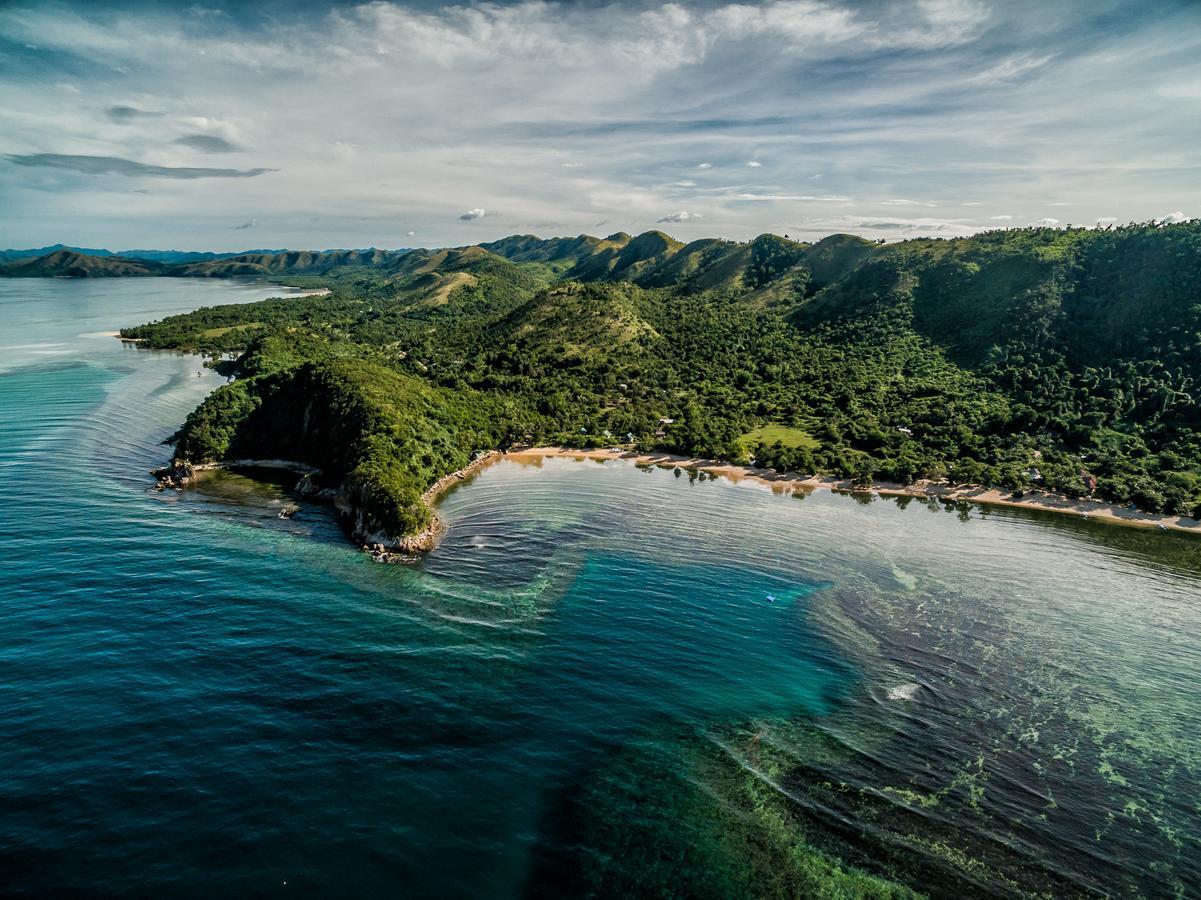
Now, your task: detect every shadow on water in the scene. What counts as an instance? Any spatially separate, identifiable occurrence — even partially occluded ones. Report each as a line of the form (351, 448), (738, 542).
(871, 489), (1201, 578)
(163, 466), (348, 548)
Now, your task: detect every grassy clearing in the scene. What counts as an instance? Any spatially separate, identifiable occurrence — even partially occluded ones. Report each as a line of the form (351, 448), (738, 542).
(200, 322), (263, 338)
(739, 424), (820, 452)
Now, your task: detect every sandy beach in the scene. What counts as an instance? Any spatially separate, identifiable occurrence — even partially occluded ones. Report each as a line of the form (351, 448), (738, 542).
(164, 446), (1200, 562)
(492, 447), (1201, 536)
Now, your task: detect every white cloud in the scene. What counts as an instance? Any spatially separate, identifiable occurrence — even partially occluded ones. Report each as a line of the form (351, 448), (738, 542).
(967, 53), (1053, 84)
(734, 193), (852, 202)
(0, 0), (1197, 249)
(1032, 217), (1061, 227)
(880, 198), (936, 207)
(736, 193), (815, 201)
(709, 1), (866, 46)
(784, 213), (977, 237)
(745, 160), (762, 167)
(1159, 79), (1201, 101)
(1156, 211), (1192, 224)
(179, 115), (242, 144)
(696, 163), (712, 169)
(989, 214), (1012, 220)
(657, 210), (698, 222)
(459, 208), (486, 220)
(1095, 216), (1118, 224)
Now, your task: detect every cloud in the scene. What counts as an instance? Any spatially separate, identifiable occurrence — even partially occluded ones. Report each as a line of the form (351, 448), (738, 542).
(734, 193), (852, 202)
(778, 213), (978, 238)
(175, 134), (240, 153)
(858, 220), (949, 230)
(233, 219), (255, 229)
(1156, 211), (1192, 224)
(880, 198), (936, 207)
(989, 214), (1013, 220)
(1032, 217), (1061, 227)
(657, 210), (698, 222)
(0, 0), (1195, 248)
(1096, 216), (1118, 224)
(406, 230), (415, 236)
(967, 53), (1054, 84)
(4, 153), (273, 179)
(696, 163), (712, 169)
(105, 105), (162, 121)
(745, 160), (762, 167)
(459, 208), (486, 220)
(736, 193), (816, 201)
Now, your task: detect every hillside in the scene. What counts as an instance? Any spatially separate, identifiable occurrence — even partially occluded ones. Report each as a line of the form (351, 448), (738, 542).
(0, 243), (115, 261)
(171, 248), (407, 277)
(496, 282), (659, 361)
(0, 249), (164, 277)
(171, 356), (512, 542)
(113, 221), (1201, 545)
(0, 247), (413, 278)
(480, 234), (611, 269)
(118, 248), (287, 263)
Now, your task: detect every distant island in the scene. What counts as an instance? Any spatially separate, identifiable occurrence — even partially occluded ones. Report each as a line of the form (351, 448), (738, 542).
(14, 223), (1199, 552)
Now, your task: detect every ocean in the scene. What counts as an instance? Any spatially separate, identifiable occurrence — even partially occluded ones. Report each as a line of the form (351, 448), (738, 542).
(1, 278), (1199, 897)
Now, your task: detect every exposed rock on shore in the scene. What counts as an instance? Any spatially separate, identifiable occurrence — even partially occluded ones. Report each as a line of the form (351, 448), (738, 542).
(151, 460), (197, 490)
(355, 449), (501, 562)
(159, 449), (503, 562)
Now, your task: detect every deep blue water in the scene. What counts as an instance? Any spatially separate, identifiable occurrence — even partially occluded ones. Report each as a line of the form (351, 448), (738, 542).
(2, 279), (1201, 897)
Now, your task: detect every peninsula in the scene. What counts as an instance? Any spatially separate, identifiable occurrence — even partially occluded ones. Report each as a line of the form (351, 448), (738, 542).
(71, 222), (1201, 551)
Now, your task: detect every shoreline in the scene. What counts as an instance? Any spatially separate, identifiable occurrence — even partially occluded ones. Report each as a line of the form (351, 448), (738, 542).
(153, 458), (322, 484)
(159, 446), (1198, 565)
(361, 450), (503, 561)
(494, 446), (1201, 536)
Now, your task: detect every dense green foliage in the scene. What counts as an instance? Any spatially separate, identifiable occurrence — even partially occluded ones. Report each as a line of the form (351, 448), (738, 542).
(176, 356), (518, 536)
(124, 221), (1201, 535)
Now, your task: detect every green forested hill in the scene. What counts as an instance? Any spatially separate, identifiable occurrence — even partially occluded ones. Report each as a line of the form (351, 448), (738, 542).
(0, 249), (165, 276)
(174, 357), (517, 539)
(117, 221), (1201, 541)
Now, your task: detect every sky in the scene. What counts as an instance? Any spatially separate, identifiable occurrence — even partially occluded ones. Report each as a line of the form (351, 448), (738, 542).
(1, 0), (1199, 251)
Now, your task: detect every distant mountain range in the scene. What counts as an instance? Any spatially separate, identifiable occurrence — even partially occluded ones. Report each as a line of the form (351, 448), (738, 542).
(0, 245), (403, 271)
(0, 244), (116, 261)
(0, 231), (840, 288)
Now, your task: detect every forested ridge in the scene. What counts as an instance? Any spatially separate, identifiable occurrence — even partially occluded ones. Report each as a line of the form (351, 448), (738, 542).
(118, 222), (1201, 540)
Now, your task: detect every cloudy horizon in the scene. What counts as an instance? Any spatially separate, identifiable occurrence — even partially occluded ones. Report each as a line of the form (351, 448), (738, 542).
(1, 0), (1198, 251)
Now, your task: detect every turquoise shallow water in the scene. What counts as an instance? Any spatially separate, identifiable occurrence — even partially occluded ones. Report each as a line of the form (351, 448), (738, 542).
(2, 279), (1201, 897)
